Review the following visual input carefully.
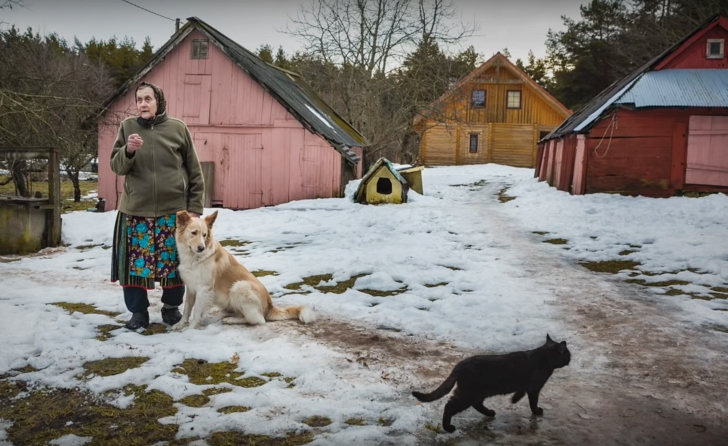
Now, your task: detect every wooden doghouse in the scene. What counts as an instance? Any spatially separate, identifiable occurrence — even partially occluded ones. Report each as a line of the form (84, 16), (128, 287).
(355, 158), (410, 204)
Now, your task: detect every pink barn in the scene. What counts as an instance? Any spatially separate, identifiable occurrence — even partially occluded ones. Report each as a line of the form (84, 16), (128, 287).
(98, 17), (365, 211)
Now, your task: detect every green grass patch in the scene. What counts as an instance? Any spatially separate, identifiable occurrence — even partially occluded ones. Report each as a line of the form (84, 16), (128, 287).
(82, 357), (149, 378)
(712, 287), (728, 293)
(261, 372), (282, 378)
(218, 406), (251, 414)
(304, 416), (332, 427)
(0, 179), (98, 214)
(96, 324), (123, 341)
(179, 394), (210, 407)
(52, 302), (120, 318)
(172, 359), (266, 388)
(345, 418), (366, 426)
(219, 239), (251, 247)
(378, 417), (394, 427)
(625, 279), (691, 287)
(285, 273), (368, 295)
(713, 326), (728, 334)
(710, 292), (728, 300)
(140, 323), (168, 336)
(497, 188), (515, 203)
(208, 431), (314, 446)
(543, 238), (568, 245)
(0, 365), (37, 380)
(532, 231), (549, 236)
(579, 260), (641, 274)
(0, 382), (177, 445)
(252, 270), (279, 277)
(425, 421), (442, 433)
(76, 243), (102, 251)
(619, 250), (638, 256)
(203, 387), (233, 396)
(357, 288), (407, 297)
(424, 282), (448, 288)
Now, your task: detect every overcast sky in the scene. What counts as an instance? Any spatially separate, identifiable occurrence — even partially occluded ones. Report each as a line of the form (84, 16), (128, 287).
(3, 0), (585, 65)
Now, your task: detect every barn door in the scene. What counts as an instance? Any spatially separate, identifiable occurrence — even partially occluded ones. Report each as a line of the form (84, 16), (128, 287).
(685, 116), (728, 187)
(223, 134), (263, 209)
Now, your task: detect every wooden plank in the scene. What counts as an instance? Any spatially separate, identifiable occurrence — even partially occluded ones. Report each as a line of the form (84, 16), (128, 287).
(200, 161), (215, 208)
(670, 122), (687, 190)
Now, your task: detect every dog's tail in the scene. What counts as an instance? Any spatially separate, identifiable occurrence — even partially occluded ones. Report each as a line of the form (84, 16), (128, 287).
(412, 371), (459, 403)
(266, 305), (317, 324)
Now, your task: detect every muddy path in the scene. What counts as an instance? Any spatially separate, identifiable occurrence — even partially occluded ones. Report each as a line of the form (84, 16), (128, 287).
(268, 191), (728, 446)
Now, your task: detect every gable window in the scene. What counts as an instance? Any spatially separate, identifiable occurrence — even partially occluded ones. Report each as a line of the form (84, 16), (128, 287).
(191, 40), (209, 59)
(469, 133), (479, 153)
(507, 90), (521, 109)
(471, 90), (486, 108)
(707, 39), (725, 59)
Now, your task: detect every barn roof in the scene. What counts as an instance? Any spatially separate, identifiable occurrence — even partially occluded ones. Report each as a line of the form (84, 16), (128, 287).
(546, 14), (728, 140)
(102, 17), (366, 164)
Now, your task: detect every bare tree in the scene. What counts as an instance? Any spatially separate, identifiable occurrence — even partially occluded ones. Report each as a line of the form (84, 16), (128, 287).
(0, 28), (114, 200)
(286, 0), (477, 166)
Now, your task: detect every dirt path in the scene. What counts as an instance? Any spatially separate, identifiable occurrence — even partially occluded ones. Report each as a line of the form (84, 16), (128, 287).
(269, 188), (728, 446)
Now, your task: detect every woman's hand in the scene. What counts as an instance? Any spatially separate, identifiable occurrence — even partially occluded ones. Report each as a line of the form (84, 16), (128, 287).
(127, 134), (143, 154)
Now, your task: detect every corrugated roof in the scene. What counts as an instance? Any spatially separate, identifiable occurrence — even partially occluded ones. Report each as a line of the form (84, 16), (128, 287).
(614, 69), (728, 107)
(102, 17), (366, 164)
(545, 14), (725, 140)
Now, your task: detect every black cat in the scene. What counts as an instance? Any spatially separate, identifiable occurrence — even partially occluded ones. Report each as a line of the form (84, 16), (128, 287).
(412, 334), (571, 433)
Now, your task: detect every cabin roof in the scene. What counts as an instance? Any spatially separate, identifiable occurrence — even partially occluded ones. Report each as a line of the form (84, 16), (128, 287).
(546, 14), (728, 140)
(414, 52), (571, 126)
(102, 17), (366, 163)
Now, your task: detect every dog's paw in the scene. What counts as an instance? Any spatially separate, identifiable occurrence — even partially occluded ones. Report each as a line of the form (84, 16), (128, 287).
(172, 321), (189, 331)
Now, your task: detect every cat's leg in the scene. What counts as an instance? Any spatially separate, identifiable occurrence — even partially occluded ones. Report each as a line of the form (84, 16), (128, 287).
(527, 390), (544, 415)
(511, 391), (525, 403)
(472, 400), (496, 417)
(442, 396), (471, 433)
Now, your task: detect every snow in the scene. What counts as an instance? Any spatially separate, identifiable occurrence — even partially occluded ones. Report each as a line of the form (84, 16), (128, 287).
(1, 164), (727, 444)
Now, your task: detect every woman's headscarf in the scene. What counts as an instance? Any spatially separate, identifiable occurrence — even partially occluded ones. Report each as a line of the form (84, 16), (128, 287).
(135, 81), (167, 116)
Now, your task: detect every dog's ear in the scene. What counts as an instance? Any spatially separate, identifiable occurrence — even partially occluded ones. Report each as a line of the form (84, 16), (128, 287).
(176, 210), (191, 227)
(205, 210), (219, 228)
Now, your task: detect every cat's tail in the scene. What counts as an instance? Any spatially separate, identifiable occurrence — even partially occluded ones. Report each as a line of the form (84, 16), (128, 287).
(412, 371), (458, 403)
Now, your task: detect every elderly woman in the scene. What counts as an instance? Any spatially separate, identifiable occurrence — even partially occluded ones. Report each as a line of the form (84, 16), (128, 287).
(110, 81), (205, 330)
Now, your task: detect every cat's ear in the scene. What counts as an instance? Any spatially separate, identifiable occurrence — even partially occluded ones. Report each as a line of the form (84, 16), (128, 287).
(559, 341), (567, 353)
(546, 334), (553, 343)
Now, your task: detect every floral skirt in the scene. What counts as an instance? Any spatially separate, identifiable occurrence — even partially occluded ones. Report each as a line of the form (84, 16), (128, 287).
(110, 212), (183, 289)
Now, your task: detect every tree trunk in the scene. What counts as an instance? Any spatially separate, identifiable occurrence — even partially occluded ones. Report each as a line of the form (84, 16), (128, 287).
(70, 172), (81, 202)
(11, 161), (30, 197)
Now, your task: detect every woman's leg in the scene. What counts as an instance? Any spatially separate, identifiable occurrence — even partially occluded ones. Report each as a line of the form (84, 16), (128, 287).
(161, 285), (185, 325)
(123, 286), (150, 329)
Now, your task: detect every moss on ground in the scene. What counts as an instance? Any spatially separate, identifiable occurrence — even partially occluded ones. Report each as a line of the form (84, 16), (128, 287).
(140, 323), (168, 336)
(378, 418), (394, 426)
(219, 239), (250, 247)
(304, 416), (332, 427)
(0, 381), (178, 446)
(619, 250), (638, 256)
(203, 387), (233, 396)
(357, 288), (407, 297)
(532, 231), (549, 236)
(172, 359), (265, 388)
(179, 394), (210, 407)
(52, 302), (120, 318)
(252, 270), (279, 277)
(497, 188), (515, 203)
(285, 273), (368, 295)
(579, 260), (641, 274)
(424, 282), (448, 288)
(425, 421), (442, 433)
(208, 431), (313, 446)
(345, 418), (366, 426)
(218, 406), (250, 414)
(543, 238), (568, 245)
(95, 324), (123, 341)
(82, 357), (149, 378)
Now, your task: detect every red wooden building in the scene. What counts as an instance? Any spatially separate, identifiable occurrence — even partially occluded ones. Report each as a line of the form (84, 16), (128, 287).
(98, 17), (365, 211)
(537, 14), (728, 197)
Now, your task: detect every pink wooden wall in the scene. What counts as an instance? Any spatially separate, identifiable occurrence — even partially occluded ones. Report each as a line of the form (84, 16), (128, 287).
(686, 116), (728, 187)
(99, 29), (355, 211)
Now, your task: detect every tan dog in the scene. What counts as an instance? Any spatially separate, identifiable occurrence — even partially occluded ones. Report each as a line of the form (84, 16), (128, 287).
(173, 210), (316, 330)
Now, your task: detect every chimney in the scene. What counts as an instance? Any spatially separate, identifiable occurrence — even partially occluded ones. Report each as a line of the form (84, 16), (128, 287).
(175, 18), (180, 33)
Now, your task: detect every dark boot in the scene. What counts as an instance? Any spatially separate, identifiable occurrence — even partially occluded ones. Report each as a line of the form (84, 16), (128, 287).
(125, 311), (149, 330)
(161, 307), (182, 325)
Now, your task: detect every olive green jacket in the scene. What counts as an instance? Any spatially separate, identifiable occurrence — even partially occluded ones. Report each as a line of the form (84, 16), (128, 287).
(110, 112), (205, 217)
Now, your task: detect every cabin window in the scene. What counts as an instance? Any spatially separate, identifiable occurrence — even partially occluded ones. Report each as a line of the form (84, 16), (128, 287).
(471, 90), (486, 108)
(376, 177), (393, 195)
(469, 133), (479, 153)
(191, 40), (209, 59)
(707, 39), (724, 59)
(507, 90), (521, 109)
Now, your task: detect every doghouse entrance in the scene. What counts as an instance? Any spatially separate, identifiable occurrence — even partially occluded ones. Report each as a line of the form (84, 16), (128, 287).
(376, 177), (393, 194)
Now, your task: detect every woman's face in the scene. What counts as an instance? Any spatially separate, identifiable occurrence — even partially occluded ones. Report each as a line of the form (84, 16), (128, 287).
(136, 86), (158, 119)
